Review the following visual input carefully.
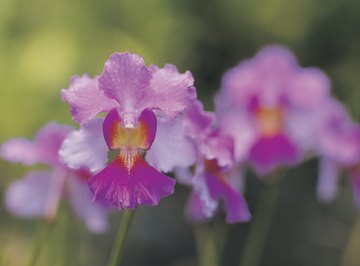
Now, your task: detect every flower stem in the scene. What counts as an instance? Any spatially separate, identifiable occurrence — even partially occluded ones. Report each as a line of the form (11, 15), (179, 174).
(26, 220), (54, 266)
(107, 210), (135, 266)
(195, 224), (219, 266)
(240, 174), (281, 266)
(341, 214), (360, 266)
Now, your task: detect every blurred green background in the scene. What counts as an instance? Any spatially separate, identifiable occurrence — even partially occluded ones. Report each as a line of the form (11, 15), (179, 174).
(0, 0), (359, 265)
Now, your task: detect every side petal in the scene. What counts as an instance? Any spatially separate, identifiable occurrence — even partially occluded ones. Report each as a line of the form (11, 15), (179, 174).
(67, 175), (109, 233)
(317, 158), (340, 202)
(147, 64), (196, 116)
(0, 138), (39, 165)
(145, 116), (197, 173)
(59, 118), (108, 173)
(99, 52), (152, 115)
(205, 173), (251, 223)
(103, 108), (156, 151)
(61, 74), (118, 125)
(89, 153), (175, 209)
(4, 171), (52, 217)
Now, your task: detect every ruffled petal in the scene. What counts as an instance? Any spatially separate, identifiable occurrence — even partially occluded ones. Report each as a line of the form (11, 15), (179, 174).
(5, 171), (52, 217)
(59, 118), (108, 173)
(61, 74), (118, 125)
(145, 116), (197, 173)
(317, 158), (340, 202)
(286, 68), (330, 109)
(99, 52), (152, 116)
(249, 134), (300, 175)
(183, 100), (215, 140)
(205, 172), (251, 223)
(0, 138), (39, 165)
(147, 64), (196, 116)
(89, 153), (175, 209)
(67, 175), (108, 233)
(103, 108), (156, 151)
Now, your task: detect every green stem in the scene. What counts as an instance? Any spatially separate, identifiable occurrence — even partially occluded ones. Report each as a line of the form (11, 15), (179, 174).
(341, 215), (360, 266)
(195, 224), (219, 266)
(107, 210), (135, 266)
(240, 178), (280, 266)
(26, 220), (54, 266)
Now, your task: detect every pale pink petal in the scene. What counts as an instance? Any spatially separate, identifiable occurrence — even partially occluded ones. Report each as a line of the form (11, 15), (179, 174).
(317, 158), (340, 202)
(183, 100), (215, 140)
(67, 176), (108, 233)
(286, 68), (330, 109)
(146, 116), (197, 173)
(59, 118), (108, 173)
(147, 64), (196, 116)
(5, 171), (52, 217)
(99, 52), (152, 116)
(0, 138), (39, 165)
(61, 74), (118, 125)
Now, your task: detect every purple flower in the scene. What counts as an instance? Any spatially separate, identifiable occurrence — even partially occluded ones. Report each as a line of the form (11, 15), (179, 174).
(0, 123), (108, 233)
(216, 45), (331, 175)
(314, 99), (360, 207)
(176, 101), (251, 223)
(61, 52), (197, 209)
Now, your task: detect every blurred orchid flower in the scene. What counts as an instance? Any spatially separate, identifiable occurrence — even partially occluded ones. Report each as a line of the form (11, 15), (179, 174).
(0, 123), (108, 233)
(172, 101), (251, 223)
(61, 52), (197, 210)
(216, 45), (331, 175)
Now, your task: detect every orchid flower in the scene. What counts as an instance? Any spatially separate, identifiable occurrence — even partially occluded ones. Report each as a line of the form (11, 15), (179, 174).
(60, 52), (197, 210)
(175, 101), (251, 223)
(0, 123), (108, 233)
(216, 45), (330, 175)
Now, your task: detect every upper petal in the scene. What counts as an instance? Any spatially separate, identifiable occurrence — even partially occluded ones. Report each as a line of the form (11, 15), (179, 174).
(99, 52), (152, 115)
(286, 68), (330, 109)
(59, 118), (108, 173)
(5, 171), (52, 218)
(61, 74), (118, 125)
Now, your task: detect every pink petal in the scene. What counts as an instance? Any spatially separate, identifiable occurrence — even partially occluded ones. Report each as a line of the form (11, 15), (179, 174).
(205, 172), (251, 223)
(103, 108), (156, 151)
(317, 158), (340, 202)
(61, 74), (118, 125)
(147, 64), (196, 116)
(145, 116), (197, 173)
(286, 68), (330, 109)
(99, 52), (152, 115)
(183, 100), (215, 140)
(89, 153), (175, 209)
(67, 175), (108, 233)
(185, 191), (211, 223)
(59, 118), (108, 173)
(249, 134), (300, 175)
(5, 171), (52, 217)
(34, 123), (73, 166)
(0, 138), (39, 165)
